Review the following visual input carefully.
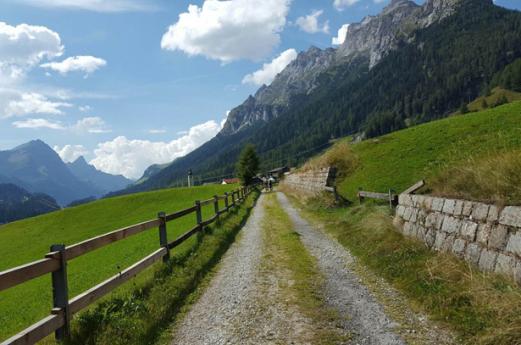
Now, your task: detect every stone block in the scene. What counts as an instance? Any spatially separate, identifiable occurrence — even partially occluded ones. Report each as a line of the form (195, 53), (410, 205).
(410, 208), (419, 223)
(431, 198), (445, 212)
(499, 206), (521, 228)
(453, 200), (464, 216)
(460, 221), (478, 241)
(403, 222), (413, 237)
(471, 203), (490, 222)
(422, 196), (433, 210)
(442, 199), (456, 214)
(476, 223), (491, 246)
(506, 232), (521, 257)
(478, 249), (498, 272)
(434, 231), (446, 251)
(495, 254), (516, 276)
(488, 205), (500, 223)
(425, 229), (436, 247)
(425, 213), (437, 228)
(435, 213), (445, 230)
(515, 260), (521, 285)
(396, 205), (406, 218)
(441, 216), (461, 234)
(452, 239), (466, 258)
(403, 207), (413, 221)
(417, 209), (428, 223)
(462, 201), (474, 216)
(442, 234), (455, 253)
(489, 225), (509, 250)
(399, 194), (413, 207)
(417, 226), (427, 241)
(464, 243), (481, 266)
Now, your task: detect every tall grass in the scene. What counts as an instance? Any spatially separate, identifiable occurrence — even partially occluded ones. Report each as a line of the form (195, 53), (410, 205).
(430, 150), (521, 205)
(300, 141), (359, 180)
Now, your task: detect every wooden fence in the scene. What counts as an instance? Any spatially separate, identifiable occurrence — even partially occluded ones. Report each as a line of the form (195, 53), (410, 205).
(0, 185), (256, 345)
(357, 180), (425, 209)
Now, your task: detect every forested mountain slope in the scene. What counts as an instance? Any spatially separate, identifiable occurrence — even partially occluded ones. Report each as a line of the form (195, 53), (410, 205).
(121, 0), (521, 194)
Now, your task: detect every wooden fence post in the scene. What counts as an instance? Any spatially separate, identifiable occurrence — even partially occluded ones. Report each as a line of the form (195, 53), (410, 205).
(224, 192), (229, 210)
(195, 200), (202, 227)
(232, 191), (236, 207)
(158, 212), (169, 262)
(358, 187), (364, 204)
(47, 244), (70, 341)
(213, 195), (219, 217)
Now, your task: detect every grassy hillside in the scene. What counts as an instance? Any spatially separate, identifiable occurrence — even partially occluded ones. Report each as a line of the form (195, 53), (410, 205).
(0, 184), (235, 341)
(337, 101), (521, 200)
(467, 87), (521, 112)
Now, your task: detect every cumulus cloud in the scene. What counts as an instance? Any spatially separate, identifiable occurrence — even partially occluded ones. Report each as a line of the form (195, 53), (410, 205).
(148, 129), (167, 134)
(295, 10), (329, 34)
(90, 120), (222, 179)
(54, 144), (89, 162)
(161, 0), (291, 63)
(41, 55), (106, 76)
(242, 49), (298, 86)
(3, 92), (72, 118)
(16, 0), (157, 12)
(0, 22), (63, 84)
(12, 118), (65, 130)
(73, 116), (111, 133)
(332, 24), (350, 45)
(333, 0), (360, 11)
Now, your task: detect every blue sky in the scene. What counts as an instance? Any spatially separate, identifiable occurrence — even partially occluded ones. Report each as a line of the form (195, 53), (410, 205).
(0, 0), (519, 178)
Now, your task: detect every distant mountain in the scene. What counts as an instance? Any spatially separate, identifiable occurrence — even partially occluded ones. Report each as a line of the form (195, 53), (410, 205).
(0, 183), (60, 224)
(0, 140), (102, 205)
(119, 0), (521, 194)
(67, 156), (132, 195)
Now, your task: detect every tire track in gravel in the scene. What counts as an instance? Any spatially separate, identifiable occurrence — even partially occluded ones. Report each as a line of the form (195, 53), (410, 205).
(277, 192), (406, 345)
(171, 193), (314, 345)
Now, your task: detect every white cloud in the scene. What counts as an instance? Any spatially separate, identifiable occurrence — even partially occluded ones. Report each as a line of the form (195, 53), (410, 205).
(73, 116), (111, 133)
(295, 10), (329, 34)
(12, 118), (65, 130)
(332, 24), (350, 45)
(242, 49), (298, 86)
(54, 144), (89, 162)
(90, 120), (222, 179)
(161, 0), (291, 63)
(16, 0), (157, 12)
(0, 22), (63, 84)
(41, 55), (106, 76)
(3, 92), (72, 118)
(333, 0), (360, 11)
(78, 105), (91, 112)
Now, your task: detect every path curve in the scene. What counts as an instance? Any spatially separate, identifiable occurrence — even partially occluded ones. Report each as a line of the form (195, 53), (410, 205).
(277, 192), (406, 345)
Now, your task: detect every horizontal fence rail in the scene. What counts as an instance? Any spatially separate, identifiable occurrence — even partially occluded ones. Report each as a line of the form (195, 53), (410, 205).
(0, 185), (257, 345)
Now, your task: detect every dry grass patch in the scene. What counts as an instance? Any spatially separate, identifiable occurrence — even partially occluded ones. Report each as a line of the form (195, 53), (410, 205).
(430, 150), (521, 205)
(300, 141), (358, 179)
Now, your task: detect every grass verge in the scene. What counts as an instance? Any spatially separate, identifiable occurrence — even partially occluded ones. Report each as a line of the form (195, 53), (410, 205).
(261, 193), (349, 344)
(62, 189), (260, 345)
(286, 192), (521, 345)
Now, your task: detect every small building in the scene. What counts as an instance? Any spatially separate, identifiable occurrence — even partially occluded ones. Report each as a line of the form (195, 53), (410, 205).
(221, 178), (240, 185)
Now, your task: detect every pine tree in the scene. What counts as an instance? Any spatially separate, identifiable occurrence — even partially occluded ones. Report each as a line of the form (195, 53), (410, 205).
(236, 144), (259, 186)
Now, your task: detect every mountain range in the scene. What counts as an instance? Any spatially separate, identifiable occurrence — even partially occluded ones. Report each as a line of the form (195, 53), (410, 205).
(0, 183), (60, 224)
(0, 140), (132, 206)
(114, 0), (521, 194)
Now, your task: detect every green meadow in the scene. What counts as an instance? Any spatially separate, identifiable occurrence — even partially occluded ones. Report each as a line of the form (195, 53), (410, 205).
(0, 184), (235, 341)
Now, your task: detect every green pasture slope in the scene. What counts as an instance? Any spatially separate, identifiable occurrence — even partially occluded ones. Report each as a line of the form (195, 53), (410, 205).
(339, 101), (521, 199)
(0, 184), (234, 341)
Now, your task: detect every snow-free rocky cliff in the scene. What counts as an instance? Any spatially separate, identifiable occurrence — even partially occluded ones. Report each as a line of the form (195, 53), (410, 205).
(220, 0), (481, 136)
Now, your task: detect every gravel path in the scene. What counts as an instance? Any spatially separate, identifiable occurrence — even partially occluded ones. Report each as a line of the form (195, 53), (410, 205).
(277, 192), (406, 345)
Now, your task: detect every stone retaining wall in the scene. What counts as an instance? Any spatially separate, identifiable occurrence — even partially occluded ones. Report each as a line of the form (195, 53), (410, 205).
(281, 167), (336, 195)
(394, 194), (521, 283)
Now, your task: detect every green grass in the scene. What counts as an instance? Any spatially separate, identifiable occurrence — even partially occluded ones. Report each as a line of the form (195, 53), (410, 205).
(289, 195), (521, 345)
(468, 87), (521, 112)
(0, 184), (236, 342)
(337, 101), (521, 200)
(67, 190), (259, 345)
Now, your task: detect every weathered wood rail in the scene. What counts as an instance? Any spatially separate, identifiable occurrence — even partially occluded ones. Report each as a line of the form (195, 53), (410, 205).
(0, 185), (256, 345)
